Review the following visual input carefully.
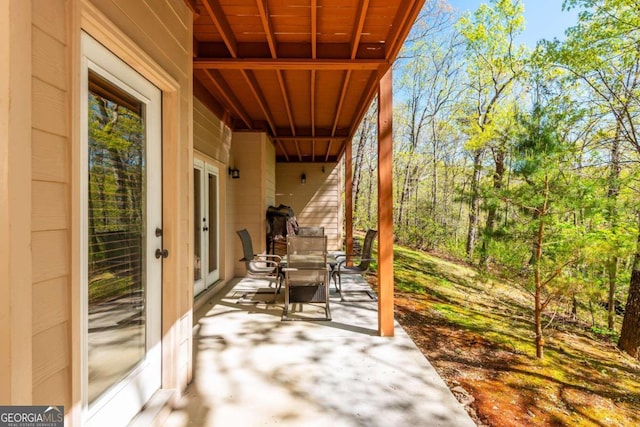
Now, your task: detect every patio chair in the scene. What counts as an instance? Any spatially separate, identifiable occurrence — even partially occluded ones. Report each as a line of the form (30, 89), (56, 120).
(237, 229), (284, 299)
(298, 226), (324, 236)
(332, 229), (378, 301)
(282, 235), (331, 321)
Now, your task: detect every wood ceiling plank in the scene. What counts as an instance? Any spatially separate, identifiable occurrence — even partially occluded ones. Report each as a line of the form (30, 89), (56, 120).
(201, 0), (238, 57)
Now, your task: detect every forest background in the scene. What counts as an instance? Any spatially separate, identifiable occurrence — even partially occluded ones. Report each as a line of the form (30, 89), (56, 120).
(350, 0), (640, 359)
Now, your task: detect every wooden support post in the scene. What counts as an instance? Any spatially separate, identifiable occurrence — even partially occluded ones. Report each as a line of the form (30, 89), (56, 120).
(345, 139), (353, 255)
(377, 68), (394, 336)
(0, 0), (33, 402)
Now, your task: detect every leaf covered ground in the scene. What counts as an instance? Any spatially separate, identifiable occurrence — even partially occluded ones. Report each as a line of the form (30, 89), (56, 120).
(369, 246), (640, 426)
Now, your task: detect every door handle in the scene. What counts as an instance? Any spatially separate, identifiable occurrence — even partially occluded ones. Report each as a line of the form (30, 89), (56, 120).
(155, 248), (169, 259)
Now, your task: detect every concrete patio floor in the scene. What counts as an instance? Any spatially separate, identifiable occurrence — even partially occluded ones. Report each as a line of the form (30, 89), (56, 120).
(163, 276), (476, 427)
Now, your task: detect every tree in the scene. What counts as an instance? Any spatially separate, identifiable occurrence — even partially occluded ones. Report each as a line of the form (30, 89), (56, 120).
(507, 99), (587, 358)
(456, 0), (526, 262)
(548, 0), (640, 358)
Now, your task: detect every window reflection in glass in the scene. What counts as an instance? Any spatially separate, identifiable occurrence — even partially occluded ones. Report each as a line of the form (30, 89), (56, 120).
(87, 70), (146, 403)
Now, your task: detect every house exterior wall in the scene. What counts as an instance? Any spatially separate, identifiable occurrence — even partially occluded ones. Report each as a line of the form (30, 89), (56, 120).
(193, 97), (235, 284)
(0, 0), (194, 422)
(230, 133), (275, 276)
(276, 162), (343, 251)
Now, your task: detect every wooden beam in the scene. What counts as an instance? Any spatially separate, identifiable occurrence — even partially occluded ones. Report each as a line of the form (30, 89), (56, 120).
(331, 70), (351, 136)
(277, 70), (295, 136)
(348, 71), (378, 140)
(241, 70), (277, 135)
(378, 67), (394, 337)
(200, 69), (253, 129)
(345, 140), (354, 256)
(274, 136), (346, 142)
(311, 70), (316, 136)
(256, 0), (277, 58)
(350, 0), (370, 59)
(182, 0), (200, 17)
(311, 0), (317, 59)
(201, 0), (238, 57)
(324, 140), (333, 163)
(193, 58), (387, 71)
(386, 0), (425, 61)
(294, 140), (302, 162)
(276, 140), (289, 162)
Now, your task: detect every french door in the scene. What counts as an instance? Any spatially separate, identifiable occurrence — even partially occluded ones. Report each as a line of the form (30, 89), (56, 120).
(81, 33), (162, 427)
(194, 158), (220, 295)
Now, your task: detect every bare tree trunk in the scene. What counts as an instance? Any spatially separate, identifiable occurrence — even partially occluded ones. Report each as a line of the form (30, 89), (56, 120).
(534, 175), (549, 359)
(480, 144), (506, 267)
(466, 148), (483, 261)
(606, 133), (621, 329)
(619, 210), (640, 359)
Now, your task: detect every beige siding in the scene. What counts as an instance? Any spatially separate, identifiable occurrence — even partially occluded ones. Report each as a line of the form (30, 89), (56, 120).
(231, 133), (275, 276)
(3, 0), (195, 415)
(276, 163), (342, 250)
(193, 98), (231, 163)
(29, 0), (72, 407)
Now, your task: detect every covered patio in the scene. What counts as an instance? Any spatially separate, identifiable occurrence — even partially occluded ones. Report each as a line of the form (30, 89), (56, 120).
(163, 276), (476, 426)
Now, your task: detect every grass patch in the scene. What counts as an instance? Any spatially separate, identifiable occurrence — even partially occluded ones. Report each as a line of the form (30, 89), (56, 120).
(392, 244), (640, 427)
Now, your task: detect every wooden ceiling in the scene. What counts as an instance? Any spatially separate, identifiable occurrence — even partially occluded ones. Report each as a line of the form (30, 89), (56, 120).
(187, 0), (425, 162)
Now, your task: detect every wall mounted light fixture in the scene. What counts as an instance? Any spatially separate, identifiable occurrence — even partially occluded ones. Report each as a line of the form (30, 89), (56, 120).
(300, 173), (306, 184)
(228, 167), (240, 179)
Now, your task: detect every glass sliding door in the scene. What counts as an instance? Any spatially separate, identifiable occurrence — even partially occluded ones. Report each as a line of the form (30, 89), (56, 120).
(194, 157), (220, 296)
(81, 33), (162, 427)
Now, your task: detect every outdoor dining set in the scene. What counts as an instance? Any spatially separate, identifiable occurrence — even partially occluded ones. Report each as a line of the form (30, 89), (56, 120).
(237, 227), (377, 321)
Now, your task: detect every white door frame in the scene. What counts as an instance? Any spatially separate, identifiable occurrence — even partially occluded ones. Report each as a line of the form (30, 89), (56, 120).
(193, 156), (220, 296)
(80, 32), (162, 427)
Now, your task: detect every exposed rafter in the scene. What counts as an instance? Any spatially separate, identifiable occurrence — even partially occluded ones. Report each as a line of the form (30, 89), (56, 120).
(311, 0), (317, 60)
(325, 140), (333, 163)
(332, 70), (352, 137)
(182, 0), (200, 17)
(200, 0), (238, 58)
(276, 139), (289, 162)
(311, 70), (316, 137)
(350, 0), (370, 59)
(241, 70), (276, 135)
(274, 136), (347, 142)
(387, 0), (423, 61)
(191, 0), (425, 164)
(199, 69), (252, 129)
(256, 0), (277, 58)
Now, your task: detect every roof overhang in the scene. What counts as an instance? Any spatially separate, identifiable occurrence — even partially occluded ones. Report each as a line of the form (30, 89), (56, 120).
(188, 0), (425, 162)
